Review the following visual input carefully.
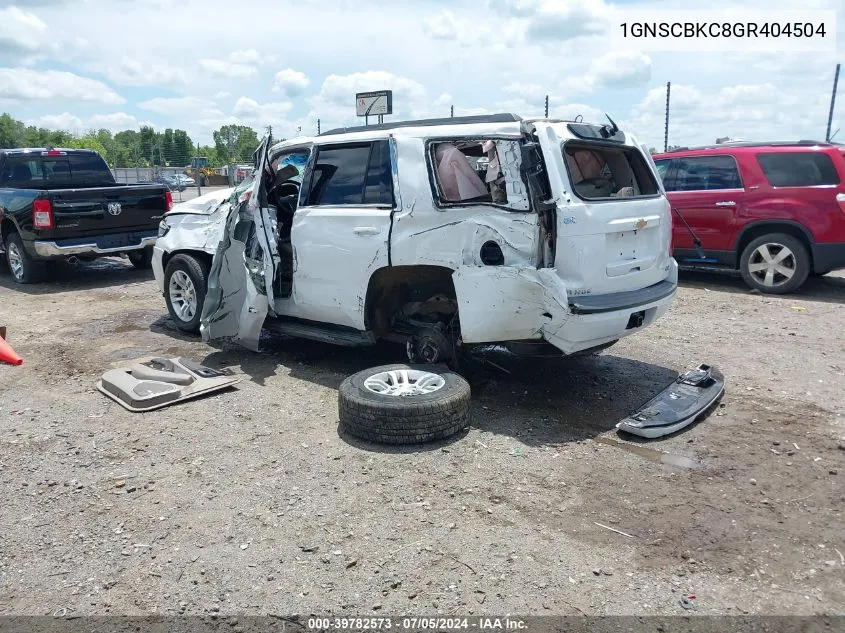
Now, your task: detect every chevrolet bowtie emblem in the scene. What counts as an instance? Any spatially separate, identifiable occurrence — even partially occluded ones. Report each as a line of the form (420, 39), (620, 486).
(635, 218), (647, 230)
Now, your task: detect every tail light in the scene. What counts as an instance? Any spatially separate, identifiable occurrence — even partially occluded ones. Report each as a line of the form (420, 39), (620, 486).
(32, 199), (54, 229)
(837, 193), (845, 214)
(165, 190), (173, 212)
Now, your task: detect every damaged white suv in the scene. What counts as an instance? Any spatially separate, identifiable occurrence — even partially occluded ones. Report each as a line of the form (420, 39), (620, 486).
(154, 113), (678, 366)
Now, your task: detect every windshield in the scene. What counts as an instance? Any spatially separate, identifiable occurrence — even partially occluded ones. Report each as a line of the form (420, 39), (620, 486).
(0, 152), (115, 188)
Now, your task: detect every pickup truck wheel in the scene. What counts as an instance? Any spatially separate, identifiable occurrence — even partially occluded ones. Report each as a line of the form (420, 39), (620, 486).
(164, 254), (209, 333)
(4, 233), (44, 284)
(739, 233), (810, 294)
(338, 364), (471, 445)
(127, 246), (153, 270)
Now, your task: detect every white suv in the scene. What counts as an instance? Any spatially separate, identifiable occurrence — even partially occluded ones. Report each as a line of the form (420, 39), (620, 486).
(153, 113), (678, 365)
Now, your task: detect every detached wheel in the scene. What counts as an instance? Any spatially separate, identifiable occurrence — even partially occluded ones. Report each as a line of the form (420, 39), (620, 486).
(338, 364), (471, 445)
(4, 232), (44, 284)
(127, 246), (154, 270)
(739, 233), (810, 294)
(163, 254), (209, 333)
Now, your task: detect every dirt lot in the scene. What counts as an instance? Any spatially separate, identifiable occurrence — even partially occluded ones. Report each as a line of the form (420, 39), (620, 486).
(0, 258), (843, 618)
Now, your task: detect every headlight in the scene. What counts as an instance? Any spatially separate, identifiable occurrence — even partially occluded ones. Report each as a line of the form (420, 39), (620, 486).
(158, 219), (170, 237)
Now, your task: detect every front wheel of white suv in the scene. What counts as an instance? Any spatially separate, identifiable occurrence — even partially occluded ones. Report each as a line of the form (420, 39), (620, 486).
(163, 254), (209, 333)
(739, 233), (810, 294)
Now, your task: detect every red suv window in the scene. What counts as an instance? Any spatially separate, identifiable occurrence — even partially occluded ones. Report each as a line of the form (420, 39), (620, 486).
(756, 152), (841, 187)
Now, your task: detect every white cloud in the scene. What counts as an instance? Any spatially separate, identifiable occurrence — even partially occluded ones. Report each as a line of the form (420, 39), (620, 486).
(273, 69), (310, 97)
(97, 56), (187, 87)
(490, 0), (612, 41)
(585, 51), (652, 90)
(0, 7), (48, 61)
(232, 97), (294, 125)
(229, 49), (262, 64)
(214, 91), (231, 100)
(199, 58), (256, 79)
(0, 67), (124, 104)
(199, 49), (275, 78)
(503, 83), (546, 99)
(138, 97), (223, 119)
(30, 111), (149, 133)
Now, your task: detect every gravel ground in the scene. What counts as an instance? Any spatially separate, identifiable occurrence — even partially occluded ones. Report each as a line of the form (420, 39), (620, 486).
(0, 259), (843, 618)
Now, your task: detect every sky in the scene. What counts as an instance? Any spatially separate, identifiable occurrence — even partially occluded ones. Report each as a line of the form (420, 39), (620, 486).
(0, 0), (843, 149)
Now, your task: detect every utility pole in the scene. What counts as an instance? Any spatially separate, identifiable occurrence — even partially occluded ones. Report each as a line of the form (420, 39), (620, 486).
(450, 105), (454, 118)
(664, 81), (671, 153)
(826, 63), (840, 142)
(317, 118), (321, 135)
(545, 95), (549, 118)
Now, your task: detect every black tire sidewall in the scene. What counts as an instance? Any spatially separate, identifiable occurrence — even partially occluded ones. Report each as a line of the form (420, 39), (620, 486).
(740, 233), (810, 294)
(163, 254), (209, 332)
(338, 364), (471, 445)
(4, 233), (41, 284)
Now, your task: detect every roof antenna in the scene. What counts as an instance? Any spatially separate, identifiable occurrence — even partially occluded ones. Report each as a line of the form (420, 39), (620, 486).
(605, 113), (619, 134)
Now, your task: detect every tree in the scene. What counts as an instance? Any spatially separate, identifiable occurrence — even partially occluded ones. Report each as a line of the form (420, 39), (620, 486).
(171, 130), (193, 167)
(67, 135), (109, 162)
(213, 124), (260, 163)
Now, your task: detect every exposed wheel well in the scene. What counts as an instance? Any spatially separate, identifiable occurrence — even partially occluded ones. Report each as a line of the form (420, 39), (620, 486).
(364, 265), (457, 336)
(1, 218), (18, 243)
(734, 222), (814, 269)
(161, 249), (213, 273)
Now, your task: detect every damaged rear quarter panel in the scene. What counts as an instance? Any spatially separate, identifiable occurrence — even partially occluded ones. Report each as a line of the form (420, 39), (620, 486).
(388, 134), (540, 270)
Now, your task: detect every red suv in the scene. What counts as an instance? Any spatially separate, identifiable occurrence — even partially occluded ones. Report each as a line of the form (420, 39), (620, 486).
(652, 141), (845, 294)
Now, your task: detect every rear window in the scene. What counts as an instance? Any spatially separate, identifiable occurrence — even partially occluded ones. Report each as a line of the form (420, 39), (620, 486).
(563, 143), (659, 200)
(757, 152), (841, 187)
(0, 152), (114, 188)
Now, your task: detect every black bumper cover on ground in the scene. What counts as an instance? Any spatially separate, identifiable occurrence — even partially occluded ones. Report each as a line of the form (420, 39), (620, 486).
(617, 364), (725, 438)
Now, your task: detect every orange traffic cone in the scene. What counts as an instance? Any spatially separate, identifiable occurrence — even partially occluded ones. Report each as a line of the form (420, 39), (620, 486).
(0, 327), (23, 365)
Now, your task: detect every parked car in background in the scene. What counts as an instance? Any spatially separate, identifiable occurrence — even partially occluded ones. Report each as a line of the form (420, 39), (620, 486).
(653, 141), (845, 294)
(142, 175), (186, 192)
(0, 147), (172, 283)
(155, 113), (678, 367)
(175, 174), (196, 188)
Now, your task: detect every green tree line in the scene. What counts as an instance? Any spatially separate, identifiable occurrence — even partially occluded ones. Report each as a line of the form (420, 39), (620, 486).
(0, 113), (261, 169)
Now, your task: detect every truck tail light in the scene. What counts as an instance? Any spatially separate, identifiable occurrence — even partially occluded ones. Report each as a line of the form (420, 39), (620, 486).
(32, 199), (54, 229)
(165, 190), (173, 212)
(837, 193), (845, 214)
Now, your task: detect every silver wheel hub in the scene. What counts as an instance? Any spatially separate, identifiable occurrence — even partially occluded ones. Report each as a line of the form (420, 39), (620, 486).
(168, 270), (197, 321)
(7, 242), (24, 280)
(364, 369), (446, 396)
(747, 243), (796, 287)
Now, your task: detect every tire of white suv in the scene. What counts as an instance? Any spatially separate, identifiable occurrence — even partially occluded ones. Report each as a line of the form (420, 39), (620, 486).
(163, 254), (209, 333)
(739, 233), (810, 294)
(338, 364), (471, 445)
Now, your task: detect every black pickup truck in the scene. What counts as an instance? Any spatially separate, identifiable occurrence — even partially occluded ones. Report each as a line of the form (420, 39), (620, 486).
(0, 147), (172, 283)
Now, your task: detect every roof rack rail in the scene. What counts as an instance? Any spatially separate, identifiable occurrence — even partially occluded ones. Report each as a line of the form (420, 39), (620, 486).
(319, 113), (522, 136)
(667, 140), (833, 152)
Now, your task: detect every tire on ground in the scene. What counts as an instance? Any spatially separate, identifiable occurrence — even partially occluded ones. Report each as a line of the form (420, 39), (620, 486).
(4, 232), (45, 284)
(739, 232), (810, 295)
(338, 364), (471, 445)
(163, 253), (209, 333)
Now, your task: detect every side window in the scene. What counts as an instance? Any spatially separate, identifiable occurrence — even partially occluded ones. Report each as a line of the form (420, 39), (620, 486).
(430, 139), (529, 210)
(757, 152), (841, 187)
(672, 156), (742, 191)
(653, 159), (673, 189)
(303, 141), (394, 206)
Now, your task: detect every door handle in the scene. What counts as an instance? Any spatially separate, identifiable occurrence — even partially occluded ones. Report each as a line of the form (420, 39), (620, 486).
(714, 201), (736, 207)
(353, 226), (379, 235)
